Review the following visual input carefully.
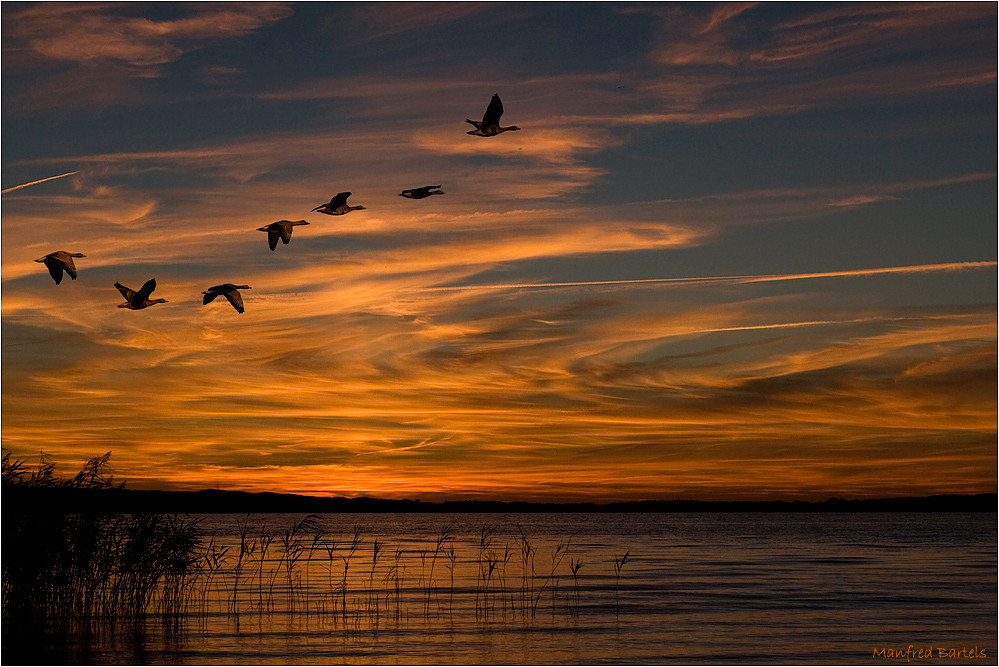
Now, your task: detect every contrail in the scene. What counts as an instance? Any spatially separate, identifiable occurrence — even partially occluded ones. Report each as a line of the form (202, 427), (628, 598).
(1, 171), (79, 194)
(423, 261), (997, 292)
(695, 315), (918, 335)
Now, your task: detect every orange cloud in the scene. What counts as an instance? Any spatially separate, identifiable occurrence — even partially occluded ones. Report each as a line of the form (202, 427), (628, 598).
(6, 257), (993, 501)
(7, 3), (293, 68)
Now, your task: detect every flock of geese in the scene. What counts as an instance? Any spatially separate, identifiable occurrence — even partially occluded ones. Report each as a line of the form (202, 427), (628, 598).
(33, 94), (520, 314)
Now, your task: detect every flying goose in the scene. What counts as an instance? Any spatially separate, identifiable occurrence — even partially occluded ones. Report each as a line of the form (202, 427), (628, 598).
(203, 283), (250, 314)
(466, 93), (520, 136)
(399, 185), (445, 199)
(257, 220), (309, 251)
(115, 278), (166, 310)
(35, 251), (85, 285)
(312, 191), (366, 216)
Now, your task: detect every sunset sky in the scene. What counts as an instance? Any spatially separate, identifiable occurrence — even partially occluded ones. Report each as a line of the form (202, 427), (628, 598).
(2, 2), (996, 502)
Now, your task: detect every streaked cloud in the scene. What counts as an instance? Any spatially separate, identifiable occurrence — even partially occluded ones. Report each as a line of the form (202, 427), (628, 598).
(750, 3), (993, 64)
(5, 3), (292, 69)
(624, 2), (996, 129)
(2, 3), (292, 112)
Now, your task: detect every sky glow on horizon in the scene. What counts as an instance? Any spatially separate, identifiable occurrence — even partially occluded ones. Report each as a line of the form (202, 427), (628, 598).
(2, 2), (996, 502)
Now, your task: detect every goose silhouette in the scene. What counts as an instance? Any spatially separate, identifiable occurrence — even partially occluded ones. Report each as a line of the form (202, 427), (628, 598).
(203, 283), (250, 314)
(312, 192), (366, 215)
(35, 251), (85, 284)
(400, 185), (444, 199)
(466, 94), (520, 136)
(257, 220), (309, 251)
(115, 278), (167, 310)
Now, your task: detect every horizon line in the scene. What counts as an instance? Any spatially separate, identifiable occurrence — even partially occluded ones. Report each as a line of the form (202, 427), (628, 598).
(67, 484), (997, 505)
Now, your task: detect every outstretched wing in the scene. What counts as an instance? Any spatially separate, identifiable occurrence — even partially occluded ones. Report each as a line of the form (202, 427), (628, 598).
(135, 278), (157, 302)
(278, 224), (293, 244)
(45, 258), (65, 284)
(330, 192), (351, 208)
(114, 282), (135, 301)
(481, 93), (503, 127)
(62, 258), (78, 281)
(265, 227), (280, 250)
(223, 289), (245, 314)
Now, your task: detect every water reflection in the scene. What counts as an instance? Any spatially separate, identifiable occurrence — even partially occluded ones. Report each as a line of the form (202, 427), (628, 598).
(3, 512), (996, 665)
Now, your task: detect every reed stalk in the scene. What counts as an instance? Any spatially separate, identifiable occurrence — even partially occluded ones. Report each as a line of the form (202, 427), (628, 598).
(532, 541), (568, 618)
(305, 526), (326, 615)
(475, 525), (494, 616)
(323, 537), (339, 621)
(388, 548), (405, 619)
(368, 539), (382, 615)
(613, 551), (631, 615)
(443, 542), (456, 613)
(229, 517), (255, 616)
(424, 523), (453, 613)
(200, 536), (229, 617)
(340, 527), (362, 621)
(278, 515), (321, 613)
(498, 543), (513, 614)
(256, 532), (274, 611)
(516, 525), (535, 614)
(569, 557), (583, 613)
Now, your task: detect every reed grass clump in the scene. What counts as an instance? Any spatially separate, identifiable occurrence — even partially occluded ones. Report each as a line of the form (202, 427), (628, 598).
(1, 453), (202, 631)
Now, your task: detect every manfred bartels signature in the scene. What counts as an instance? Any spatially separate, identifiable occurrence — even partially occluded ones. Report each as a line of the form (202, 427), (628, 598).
(873, 645), (988, 661)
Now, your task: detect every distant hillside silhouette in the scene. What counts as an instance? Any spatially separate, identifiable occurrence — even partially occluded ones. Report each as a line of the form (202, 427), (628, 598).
(3, 485), (995, 515)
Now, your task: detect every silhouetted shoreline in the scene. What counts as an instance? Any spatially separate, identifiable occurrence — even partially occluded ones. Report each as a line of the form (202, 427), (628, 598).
(3, 486), (995, 515)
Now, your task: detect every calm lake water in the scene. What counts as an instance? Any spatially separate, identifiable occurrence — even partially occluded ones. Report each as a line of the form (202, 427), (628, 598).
(12, 512), (997, 665)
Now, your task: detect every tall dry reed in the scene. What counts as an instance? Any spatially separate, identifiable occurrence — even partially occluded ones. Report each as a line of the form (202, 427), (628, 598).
(2, 453), (202, 631)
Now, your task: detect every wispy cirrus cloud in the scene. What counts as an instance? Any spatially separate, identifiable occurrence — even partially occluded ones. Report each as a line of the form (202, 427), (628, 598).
(6, 277), (992, 500)
(621, 2), (996, 127)
(4, 3), (292, 69)
(643, 2), (994, 69)
(2, 2), (292, 112)
(338, 2), (508, 43)
(752, 3), (994, 64)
